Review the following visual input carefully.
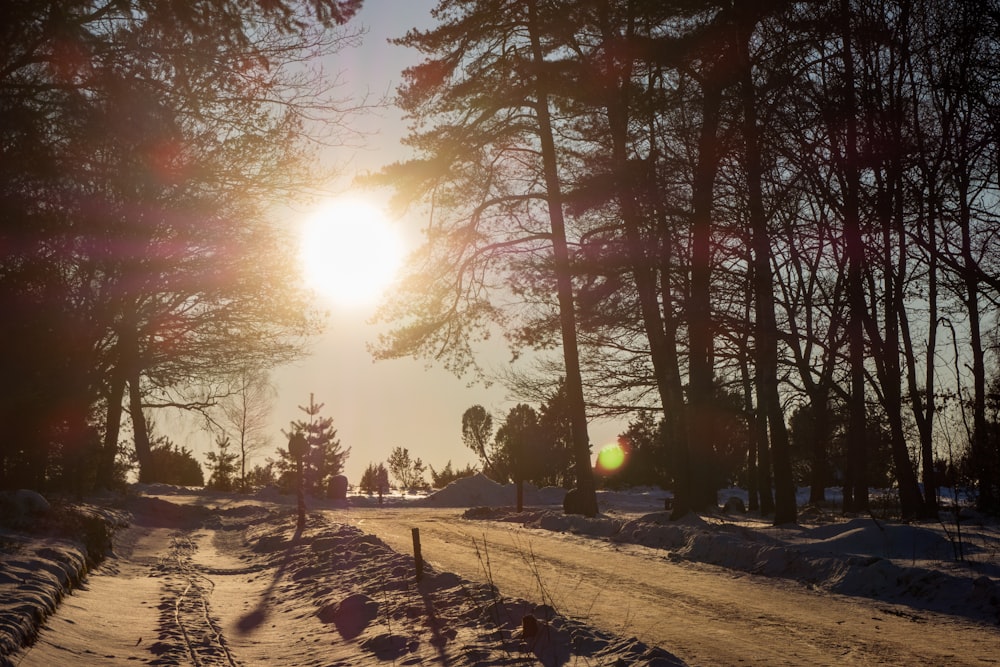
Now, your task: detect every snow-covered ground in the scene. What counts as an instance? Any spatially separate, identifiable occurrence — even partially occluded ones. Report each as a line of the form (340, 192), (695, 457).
(1, 476), (998, 665)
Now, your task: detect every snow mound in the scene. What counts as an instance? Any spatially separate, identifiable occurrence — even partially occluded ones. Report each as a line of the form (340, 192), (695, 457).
(420, 473), (566, 507)
(802, 517), (958, 560)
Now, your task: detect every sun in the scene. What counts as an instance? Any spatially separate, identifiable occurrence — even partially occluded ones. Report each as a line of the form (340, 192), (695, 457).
(299, 198), (405, 308)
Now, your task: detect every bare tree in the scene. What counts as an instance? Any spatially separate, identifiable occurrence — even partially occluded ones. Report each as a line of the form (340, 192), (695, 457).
(216, 371), (276, 490)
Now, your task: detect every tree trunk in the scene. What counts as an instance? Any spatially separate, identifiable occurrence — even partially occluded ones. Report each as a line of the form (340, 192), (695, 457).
(684, 72), (725, 515)
(839, 0), (868, 514)
(899, 189), (938, 512)
(128, 371), (152, 483)
(808, 393), (831, 505)
(735, 10), (796, 524)
(754, 386), (776, 515)
(526, 0), (597, 517)
(740, 351), (761, 512)
(96, 355), (127, 491)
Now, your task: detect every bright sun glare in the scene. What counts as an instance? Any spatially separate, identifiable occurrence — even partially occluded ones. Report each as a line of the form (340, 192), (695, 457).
(299, 198), (405, 308)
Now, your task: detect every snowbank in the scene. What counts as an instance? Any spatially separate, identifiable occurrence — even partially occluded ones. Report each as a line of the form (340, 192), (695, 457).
(417, 473), (566, 507)
(0, 495), (127, 662)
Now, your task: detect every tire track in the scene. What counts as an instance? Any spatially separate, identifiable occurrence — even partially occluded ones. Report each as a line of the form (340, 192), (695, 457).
(153, 533), (238, 667)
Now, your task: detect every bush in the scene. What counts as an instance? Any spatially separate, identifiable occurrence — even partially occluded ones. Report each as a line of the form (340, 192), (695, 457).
(146, 437), (204, 486)
(430, 460), (477, 488)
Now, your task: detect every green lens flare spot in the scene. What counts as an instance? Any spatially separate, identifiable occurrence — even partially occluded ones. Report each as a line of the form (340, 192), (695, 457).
(596, 443), (626, 472)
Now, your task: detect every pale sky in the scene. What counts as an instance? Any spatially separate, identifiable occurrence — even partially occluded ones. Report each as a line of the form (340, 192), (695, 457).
(172, 0), (627, 484)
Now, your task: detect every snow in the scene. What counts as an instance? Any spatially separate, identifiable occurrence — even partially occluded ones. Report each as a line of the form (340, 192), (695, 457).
(1, 477), (998, 665)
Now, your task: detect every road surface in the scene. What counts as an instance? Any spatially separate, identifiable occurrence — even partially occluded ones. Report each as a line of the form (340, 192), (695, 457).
(332, 506), (999, 666)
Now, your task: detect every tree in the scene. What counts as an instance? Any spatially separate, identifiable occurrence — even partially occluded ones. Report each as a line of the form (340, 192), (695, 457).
(276, 394), (349, 497)
(462, 405), (504, 479)
(494, 403), (541, 511)
(387, 447), (428, 493)
(535, 381), (576, 489)
(372, 0), (599, 516)
(731, 2), (798, 524)
(608, 412), (668, 489)
(0, 0), (362, 491)
(206, 435), (239, 492)
(429, 461), (478, 489)
(359, 462), (391, 497)
(244, 462), (278, 492)
(146, 436), (205, 487)
(216, 370), (276, 491)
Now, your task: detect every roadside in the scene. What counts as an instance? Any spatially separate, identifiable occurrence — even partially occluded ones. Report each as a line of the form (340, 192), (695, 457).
(336, 505), (1000, 666)
(0, 491), (128, 664)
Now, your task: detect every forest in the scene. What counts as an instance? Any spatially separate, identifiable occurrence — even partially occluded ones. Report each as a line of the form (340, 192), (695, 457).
(1, 1), (999, 525)
(371, 0), (1000, 522)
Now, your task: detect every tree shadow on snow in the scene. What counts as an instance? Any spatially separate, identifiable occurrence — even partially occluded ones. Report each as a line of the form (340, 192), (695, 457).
(236, 521), (303, 634)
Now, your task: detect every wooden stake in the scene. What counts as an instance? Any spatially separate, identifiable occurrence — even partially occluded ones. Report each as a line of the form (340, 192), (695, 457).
(411, 527), (424, 582)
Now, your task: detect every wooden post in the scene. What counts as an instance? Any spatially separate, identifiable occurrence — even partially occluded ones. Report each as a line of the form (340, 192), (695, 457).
(295, 458), (305, 532)
(288, 432), (308, 532)
(411, 527), (424, 582)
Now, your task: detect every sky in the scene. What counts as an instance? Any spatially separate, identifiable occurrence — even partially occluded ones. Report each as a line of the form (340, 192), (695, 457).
(170, 0), (627, 484)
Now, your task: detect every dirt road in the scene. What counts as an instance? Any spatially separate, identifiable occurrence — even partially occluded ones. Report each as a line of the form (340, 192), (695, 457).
(333, 506), (999, 666)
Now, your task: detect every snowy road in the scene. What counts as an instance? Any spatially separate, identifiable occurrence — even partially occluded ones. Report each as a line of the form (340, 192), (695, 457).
(9, 494), (996, 666)
(334, 506), (998, 666)
(13, 497), (678, 666)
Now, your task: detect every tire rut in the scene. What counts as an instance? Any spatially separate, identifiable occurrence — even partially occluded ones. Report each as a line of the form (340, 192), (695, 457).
(150, 532), (238, 667)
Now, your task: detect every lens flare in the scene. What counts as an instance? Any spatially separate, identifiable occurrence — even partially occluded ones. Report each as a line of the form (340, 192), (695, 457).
(595, 442), (627, 475)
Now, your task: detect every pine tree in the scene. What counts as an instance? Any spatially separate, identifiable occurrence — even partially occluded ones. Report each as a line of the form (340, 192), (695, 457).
(278, 393), (350, 497)
(206, 435), (239, 492)
(360, 462), (392, 497)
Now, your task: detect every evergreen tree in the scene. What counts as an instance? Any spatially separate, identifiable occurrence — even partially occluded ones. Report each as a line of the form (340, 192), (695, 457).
(462, 406), (499, 477)
(146, 436), (204, 487)
(206, 435), (239, 492)
(360, 462), (392, 497)
(495, 403), (541, 511)
(276, 394), (349, 497)
(535, 381), (577, 489)
(244, 462), (278, 492)
(429, 461), (478, 489)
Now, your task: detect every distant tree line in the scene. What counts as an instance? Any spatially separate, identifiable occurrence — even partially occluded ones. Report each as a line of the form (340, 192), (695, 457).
(372, 0), (1000, 520)
(0, 1), (362, 492)
(460, 381), (577, 490)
